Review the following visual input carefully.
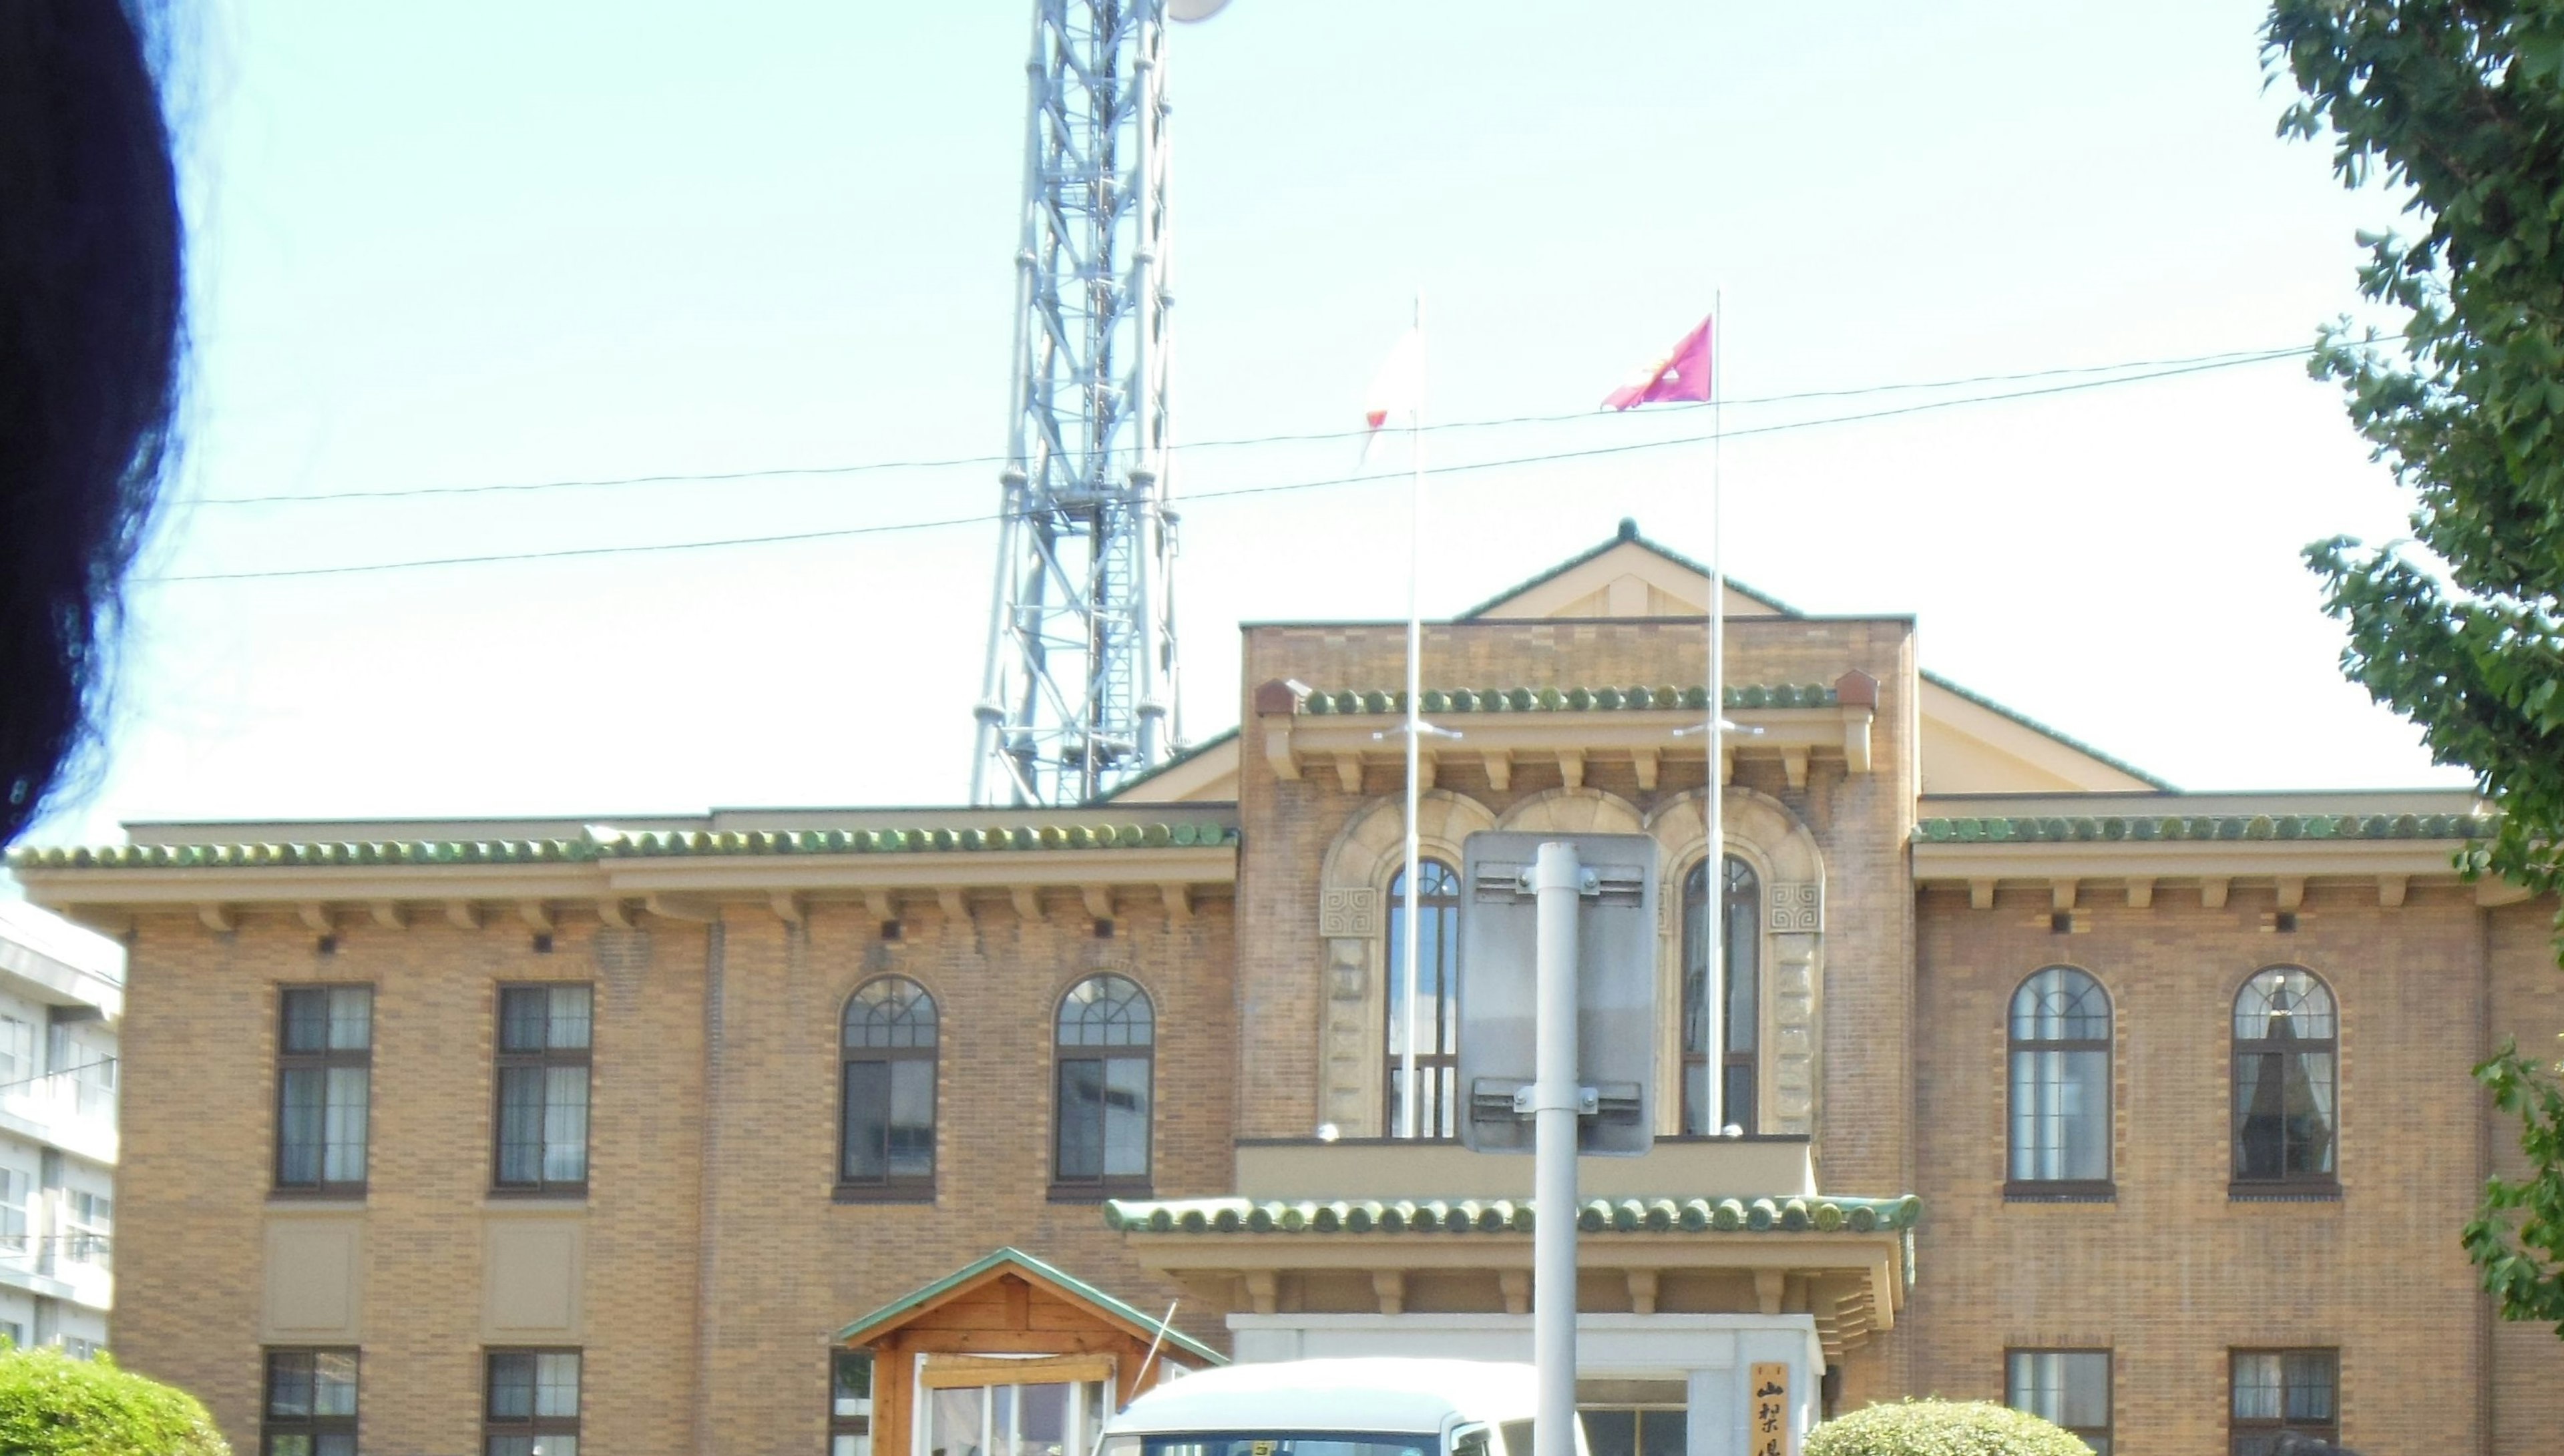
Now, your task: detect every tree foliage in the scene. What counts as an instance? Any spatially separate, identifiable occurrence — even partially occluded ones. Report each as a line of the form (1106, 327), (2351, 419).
(2264, 0), (2564, 1331)
(0, 1345), (228, 1455)
(1802, 1400), (2091, 1456)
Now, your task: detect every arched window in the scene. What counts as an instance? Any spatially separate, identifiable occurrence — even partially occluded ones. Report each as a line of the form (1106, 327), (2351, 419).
(840, 977), (937, 1198)
(2233, 967), (2337, 1188)
(1054, 974), (1153, 1194)
(1385, 860), (1462, 1139)
(2008, 967), (2112, 1191)
(1680, 855), (1759, 1134)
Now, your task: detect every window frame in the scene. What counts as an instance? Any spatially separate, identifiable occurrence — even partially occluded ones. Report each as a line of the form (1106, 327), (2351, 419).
(483, 1347), (581, 1456)
(1050, 973), (1154, 1201)
(262, 1346), (360, 1456)
(490, 984), (594, 1198)
(2004, 1347), (2112, 1455)
(2227, 1347), (2338, 1455)
(829, 1349), (873, 1455)
(274, 985), (374, 1198)
(1383, 858), (1462, 1142)
(2229, 967), (2340, 1197)
(1679, 853), (1762, 1136)
(2004, 966), (2115, 1200)
(837, 978), (938, 1204)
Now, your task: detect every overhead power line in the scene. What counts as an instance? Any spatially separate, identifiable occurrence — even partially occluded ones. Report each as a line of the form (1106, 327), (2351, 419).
(150, 346), (2309, 584)
(188, 344), (2311, 507)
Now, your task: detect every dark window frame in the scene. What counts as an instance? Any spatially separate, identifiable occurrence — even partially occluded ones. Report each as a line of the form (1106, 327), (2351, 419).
(262, 1346), (359, 1456)
(2004, 967), (2115, 1200)
(2004, 1347), (2112, 1455)
(1050, 973), (1154, 1201)
(1383, 858), (1462, 1142)
(837, 978), (937, 1203)
(483, 1347), (581, 1455)
(1680, 854), (1760, 1135)
(2229, 967), (2340, 1196)
(829, 1349), (873, 1453)
(491, 985), (593, 1198)
(274, 985), (373, 1198)
(2228, 1347), (2338, 1455)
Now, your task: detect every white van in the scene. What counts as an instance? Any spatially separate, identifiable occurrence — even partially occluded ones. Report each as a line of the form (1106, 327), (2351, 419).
(1098, 1359), (1582, 1456)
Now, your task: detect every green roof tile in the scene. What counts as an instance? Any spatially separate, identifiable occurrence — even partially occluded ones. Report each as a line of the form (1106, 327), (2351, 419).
(1102, 1194), (1918, 1236)
(1912, 812), (2496, 844)
(7, 821), (1241, 873)
(1299, 684), (1838, 716)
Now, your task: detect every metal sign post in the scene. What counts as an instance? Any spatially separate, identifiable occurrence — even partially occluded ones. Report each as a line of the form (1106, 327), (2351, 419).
(1456, 830), (1659, 1456)
(1530, 841), (1582, 1456)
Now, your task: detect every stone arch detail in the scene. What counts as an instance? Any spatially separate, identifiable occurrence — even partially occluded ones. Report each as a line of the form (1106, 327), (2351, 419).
(1315, 791), (1498, 1135)
(1493, 786), (1646, 836)
(1643, 786), (1826, 1136)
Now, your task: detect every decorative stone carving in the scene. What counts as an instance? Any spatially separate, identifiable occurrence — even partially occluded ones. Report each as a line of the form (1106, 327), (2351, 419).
(1770, 881), (1822, 932)
(1327, 939), (1367, 1000)
(1320, 886), (1379, 938)
(1315, 790), (1500, 1135)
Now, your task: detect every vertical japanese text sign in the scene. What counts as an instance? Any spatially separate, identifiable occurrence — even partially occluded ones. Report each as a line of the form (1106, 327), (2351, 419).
(1749, 1362), (1791, 1456)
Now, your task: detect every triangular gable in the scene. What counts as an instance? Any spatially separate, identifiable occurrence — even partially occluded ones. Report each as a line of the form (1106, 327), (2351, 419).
(1103, 728), (1241, 805)
(833, 1246), (1225, 1365)
(1460, 519), (1797, 622)
(1918, 671), (2170, 793)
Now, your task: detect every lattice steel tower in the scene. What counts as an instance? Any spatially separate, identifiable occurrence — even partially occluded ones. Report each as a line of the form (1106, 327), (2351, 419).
(972, 0), (1225, 806)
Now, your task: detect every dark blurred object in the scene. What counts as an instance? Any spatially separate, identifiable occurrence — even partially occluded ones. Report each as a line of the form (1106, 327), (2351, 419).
(0, 1), (182, 846)
(2271, 1433), (2364, 1456)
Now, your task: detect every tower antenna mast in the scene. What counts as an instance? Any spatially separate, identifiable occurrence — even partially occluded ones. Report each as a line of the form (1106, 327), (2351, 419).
(973, 0), (1229, 806)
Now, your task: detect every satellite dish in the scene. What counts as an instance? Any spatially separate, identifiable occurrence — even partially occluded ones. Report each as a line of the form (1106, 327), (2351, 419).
(1169, 0), (1232, 20)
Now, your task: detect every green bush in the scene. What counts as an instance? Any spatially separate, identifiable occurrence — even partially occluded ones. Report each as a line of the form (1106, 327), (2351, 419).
(0, 1345), (229, 1455)
(1805, 1399), (2093, 1456)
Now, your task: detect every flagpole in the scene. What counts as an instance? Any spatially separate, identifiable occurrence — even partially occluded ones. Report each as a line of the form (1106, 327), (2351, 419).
(1703, 290), (1726, 1137)
(1401, 288), (1426, 1140)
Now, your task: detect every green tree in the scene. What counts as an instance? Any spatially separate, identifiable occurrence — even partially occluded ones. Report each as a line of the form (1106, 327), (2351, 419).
(1803, 1399), (2091, 1456)
(0, 1345), (228, 1455)
(2264, 0), (2564, 1333)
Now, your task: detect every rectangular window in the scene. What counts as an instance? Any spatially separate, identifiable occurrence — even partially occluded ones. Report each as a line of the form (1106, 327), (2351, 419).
(2007, 1349), (2111, 1454)
(485, 1349), (579, 1456)
(0, 1168), (27, 1261)
(493, 987), (591, 1194)
(0, 1017), (33, 1088)
(264, 1347), (359, 1456)
(831, 1350), (873, 1456)
(64, 1190), (110, 1268)
(2230, 1349), (2337, 1456)
(277, 987), (373, 1194)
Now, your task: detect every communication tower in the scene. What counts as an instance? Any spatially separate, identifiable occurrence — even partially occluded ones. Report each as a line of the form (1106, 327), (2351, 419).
(971, 0), (1231, 806)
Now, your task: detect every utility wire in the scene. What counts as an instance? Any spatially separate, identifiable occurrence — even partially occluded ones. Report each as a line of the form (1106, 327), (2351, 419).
(152, 348), (2304, 584)
(188, 344), (2310, 507)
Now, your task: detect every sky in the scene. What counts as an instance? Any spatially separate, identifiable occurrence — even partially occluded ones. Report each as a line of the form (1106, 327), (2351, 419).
(18, 0), (2475, 851)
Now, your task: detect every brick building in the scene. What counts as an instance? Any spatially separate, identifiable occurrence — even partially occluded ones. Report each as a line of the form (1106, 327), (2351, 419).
(13, 522), (2559, 1455)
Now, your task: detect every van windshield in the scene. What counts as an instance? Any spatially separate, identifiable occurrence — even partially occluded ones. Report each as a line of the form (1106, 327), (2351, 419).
(1102, 1434), (1436, 1456)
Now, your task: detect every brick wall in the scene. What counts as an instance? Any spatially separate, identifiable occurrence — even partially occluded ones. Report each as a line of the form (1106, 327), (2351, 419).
(1911, 880), (2552, 1453)
(112, 894), (1233, 1455)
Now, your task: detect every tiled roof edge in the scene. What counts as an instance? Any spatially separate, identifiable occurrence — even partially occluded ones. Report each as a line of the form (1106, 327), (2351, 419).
(1921, 669), (2175, 790)
(9, 820), (1240, 872)
(1103, 1193), (1919, 1236)
(1913, 812), (2495, 844)
(1300, 684), (1837, 716)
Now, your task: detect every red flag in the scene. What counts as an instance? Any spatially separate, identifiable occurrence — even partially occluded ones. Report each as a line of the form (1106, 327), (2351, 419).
(1604, 316), (1713, 410)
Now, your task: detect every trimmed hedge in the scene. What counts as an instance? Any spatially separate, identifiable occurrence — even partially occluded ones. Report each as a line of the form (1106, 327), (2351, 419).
(0, 1346), (229, 1455)
(1805, 1400), (2093, 1456)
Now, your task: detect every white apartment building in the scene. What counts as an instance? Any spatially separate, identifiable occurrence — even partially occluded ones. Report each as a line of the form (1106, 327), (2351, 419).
(0, 901), (118, 1356)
